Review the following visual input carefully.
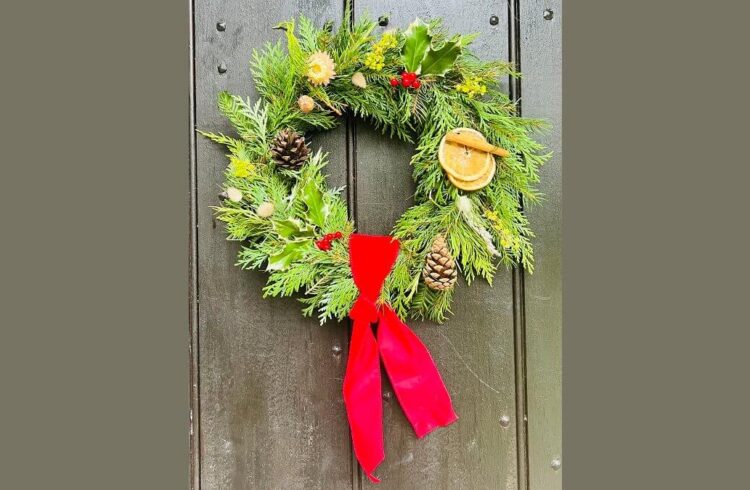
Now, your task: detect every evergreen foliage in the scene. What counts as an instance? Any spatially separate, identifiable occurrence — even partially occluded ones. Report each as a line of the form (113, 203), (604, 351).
(203, 8), (549, 323)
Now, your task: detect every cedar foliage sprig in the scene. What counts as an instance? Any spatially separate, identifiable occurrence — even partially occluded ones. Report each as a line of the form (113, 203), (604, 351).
(203, 7), (549, 323)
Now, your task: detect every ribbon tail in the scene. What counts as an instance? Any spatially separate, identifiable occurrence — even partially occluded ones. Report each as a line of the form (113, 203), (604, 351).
(378, 307), (458, 438)
(342, 319), (383, 483)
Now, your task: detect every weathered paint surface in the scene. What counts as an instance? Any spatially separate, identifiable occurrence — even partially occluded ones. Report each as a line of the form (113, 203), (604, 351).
(520, 2), (562, 489)
(351, 2), (518, 488)
(190, 1), (561, 488)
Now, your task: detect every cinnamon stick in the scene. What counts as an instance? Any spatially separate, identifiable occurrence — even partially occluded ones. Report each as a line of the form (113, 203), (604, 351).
(445, 131), (510, 158)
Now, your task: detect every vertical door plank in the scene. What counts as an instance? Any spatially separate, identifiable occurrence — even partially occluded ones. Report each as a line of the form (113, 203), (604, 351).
(353, 2), (518, 488)
(519, 2), (562, 489)
(194, 1), (352, 488)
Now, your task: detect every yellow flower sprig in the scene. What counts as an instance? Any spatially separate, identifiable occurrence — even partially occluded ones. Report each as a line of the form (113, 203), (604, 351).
(364, 52), (385, 71)
(456, 76), (487, 98)
(229, 157), (255, 179)
(484, 210), (516, 249)
(364, 32), (398, 72)
(378, 32), (398, 50)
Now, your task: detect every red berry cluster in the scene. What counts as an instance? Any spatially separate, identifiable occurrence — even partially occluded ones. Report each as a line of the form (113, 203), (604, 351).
(315, 231), (343, 251)
(390, 71), (421, 90)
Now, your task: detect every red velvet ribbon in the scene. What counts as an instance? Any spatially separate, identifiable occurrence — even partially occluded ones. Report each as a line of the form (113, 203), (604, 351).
(343, 234), (458, 483)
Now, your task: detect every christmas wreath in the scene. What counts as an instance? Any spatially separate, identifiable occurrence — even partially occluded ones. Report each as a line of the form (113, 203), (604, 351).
(201, 9), (549, 482)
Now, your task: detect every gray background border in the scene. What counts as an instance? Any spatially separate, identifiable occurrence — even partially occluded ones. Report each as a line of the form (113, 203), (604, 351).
(565, 1), (750, 489)
(1, 0), (188, 488)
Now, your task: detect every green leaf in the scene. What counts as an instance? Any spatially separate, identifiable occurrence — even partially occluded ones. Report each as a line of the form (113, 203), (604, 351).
(401, 19), (431, 73)
(272, 218), (315, 239)
(420, 39), (463, 76)
(300, 178), (328, 228)
(266, 241), (307, 271)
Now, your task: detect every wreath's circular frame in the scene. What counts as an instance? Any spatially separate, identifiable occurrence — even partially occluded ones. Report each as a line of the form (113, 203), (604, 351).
(202, 14), (549, 324)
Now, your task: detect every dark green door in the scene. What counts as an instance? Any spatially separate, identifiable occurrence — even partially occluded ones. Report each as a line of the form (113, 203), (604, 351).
(190, 1), (561, 488)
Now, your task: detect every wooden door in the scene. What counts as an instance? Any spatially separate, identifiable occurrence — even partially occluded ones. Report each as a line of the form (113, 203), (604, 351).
(190, 1), (561, 488)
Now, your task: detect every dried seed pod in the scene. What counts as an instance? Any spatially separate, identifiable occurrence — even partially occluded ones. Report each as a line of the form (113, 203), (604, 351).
(225, 187), (243, 202)
(351, 72), (367, 88)
(256, 202), (275, 218)
(297, 95), (315, 113)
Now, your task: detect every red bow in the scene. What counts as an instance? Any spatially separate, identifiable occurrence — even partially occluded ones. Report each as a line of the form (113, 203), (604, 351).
(343, 234), (458, 483)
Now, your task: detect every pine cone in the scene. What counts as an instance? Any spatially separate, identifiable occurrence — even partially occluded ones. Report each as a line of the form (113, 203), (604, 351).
(423, 234), (458, 291)
(270, 129), (310, 170)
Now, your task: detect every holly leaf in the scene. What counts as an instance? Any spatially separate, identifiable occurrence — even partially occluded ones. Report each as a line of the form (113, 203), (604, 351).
(266, 241), (307, 271)
(401, 19), (431, 73)
(272, 218), (315, 239)
(420, 39), (463, 76)
(300, 177), (328, 228)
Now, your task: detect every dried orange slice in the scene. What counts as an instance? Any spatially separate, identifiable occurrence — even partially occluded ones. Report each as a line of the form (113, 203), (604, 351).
(438, 128), (494, 182)
(447, 158), (496, 191)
